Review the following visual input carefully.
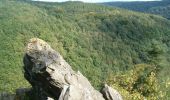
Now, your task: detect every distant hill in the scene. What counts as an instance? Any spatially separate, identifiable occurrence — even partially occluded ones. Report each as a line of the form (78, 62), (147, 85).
(0, 0), (170, 99)
(102, 1), (170, 19)
(148, 5), (170, 19)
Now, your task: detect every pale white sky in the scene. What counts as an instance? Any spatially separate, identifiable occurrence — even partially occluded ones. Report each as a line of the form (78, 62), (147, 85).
(33, 0), (161, 3)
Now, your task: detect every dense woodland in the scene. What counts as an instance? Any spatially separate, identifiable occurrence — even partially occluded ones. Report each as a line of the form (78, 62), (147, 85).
(103, 0), (170, 19)
(0, 0), (170, 99)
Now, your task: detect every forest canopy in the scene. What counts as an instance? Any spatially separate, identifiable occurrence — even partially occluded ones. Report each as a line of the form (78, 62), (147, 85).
(0, 0), (170, 99)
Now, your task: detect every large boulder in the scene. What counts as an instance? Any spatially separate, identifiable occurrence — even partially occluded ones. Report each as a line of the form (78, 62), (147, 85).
(101, 84), (123, 100)
(23, 38), (105, 100)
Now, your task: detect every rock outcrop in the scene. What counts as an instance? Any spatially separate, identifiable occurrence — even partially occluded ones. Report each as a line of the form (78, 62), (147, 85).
(101, 84), (123, 100)
(22, 38), (122, 100)
(23, 38), (105, 100)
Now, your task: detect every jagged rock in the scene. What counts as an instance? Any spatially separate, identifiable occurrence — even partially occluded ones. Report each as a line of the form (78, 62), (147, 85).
(101, 84), (123, 100)
(23, 38), (105, 100)
(0, 38), (123, 100)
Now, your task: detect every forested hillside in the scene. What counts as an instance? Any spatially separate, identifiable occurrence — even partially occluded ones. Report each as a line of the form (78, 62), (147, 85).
(148, 5), (170, 19)
(103, 0), (170, 19)
(0, 0), (170, 99)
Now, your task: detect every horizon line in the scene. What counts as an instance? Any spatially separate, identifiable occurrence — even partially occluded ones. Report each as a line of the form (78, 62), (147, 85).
(32, 0), (162, 3)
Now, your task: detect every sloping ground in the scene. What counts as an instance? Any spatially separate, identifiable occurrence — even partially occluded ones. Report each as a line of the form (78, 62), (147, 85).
(0, 0), (170, 99)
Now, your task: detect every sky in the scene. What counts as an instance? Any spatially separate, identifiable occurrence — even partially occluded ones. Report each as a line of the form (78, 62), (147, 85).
(33, 0), (161, 3)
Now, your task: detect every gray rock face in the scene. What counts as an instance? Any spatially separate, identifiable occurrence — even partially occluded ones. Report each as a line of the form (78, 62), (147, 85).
(23, 38), (105, 100)
(101, 84), (123, 100)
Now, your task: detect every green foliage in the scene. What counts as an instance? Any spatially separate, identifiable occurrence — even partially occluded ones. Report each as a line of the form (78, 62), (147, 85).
(103, 1), (170, 19)
(149, 5), (170, 19)
(107, 64), (165, 100)
(0, 0), (170, 99)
